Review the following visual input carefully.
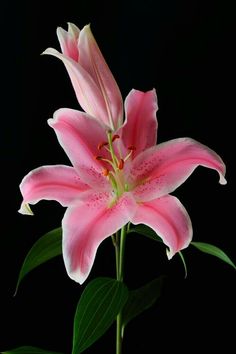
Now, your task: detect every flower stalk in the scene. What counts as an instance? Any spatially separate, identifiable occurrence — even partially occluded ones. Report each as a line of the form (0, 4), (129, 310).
(114, 224), (127, 354)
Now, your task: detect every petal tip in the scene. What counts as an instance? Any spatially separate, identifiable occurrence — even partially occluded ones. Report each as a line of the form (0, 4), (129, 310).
(56, 26), (66, 41)
(41, 47), (59, 56)
(82, 23), (92, 37)
(65, 262), (87, 285)
(84, 23), (91, 30)
(41, 48), (51, 56)
(67, 22), (80, 37)
(166, 248), (174, 260)
(18, 203), (34, 216)
(47, 117), (54, 127)
(219, 174), (227, 185)
(56, 26), (64, 34)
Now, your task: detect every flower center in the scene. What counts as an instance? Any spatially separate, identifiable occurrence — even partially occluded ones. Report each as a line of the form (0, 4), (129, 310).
(95, 132), (135, 198)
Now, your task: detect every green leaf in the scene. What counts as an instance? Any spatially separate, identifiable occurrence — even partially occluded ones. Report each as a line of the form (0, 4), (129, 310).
(72, 277), (128, 354)
(191, 242), (236, 270)
(128, 224), (162, 243)
(178, 251), (188, 278)
(1, 346), (63, 354)
(15, 227), (62, 294)
(122, 276), (165, 332)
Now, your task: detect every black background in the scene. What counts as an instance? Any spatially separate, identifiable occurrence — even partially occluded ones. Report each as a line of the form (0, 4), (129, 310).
(1, 0), (235, 353)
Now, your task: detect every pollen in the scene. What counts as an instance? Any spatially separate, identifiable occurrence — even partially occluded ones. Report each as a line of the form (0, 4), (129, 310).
(118, 159), (124, 170)
(102, 168), (109, 176)
(95, 155), (103, 160)
(112, 134), (120, 142)
(128, 145), (136, 151)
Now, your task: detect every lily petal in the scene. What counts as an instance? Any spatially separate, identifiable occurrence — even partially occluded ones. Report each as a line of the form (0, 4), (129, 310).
(19, 165), (90, 214)
(130, 195), (192, 258)
(121, 89), (158, 158)
(48, 108), (110, 189)
(130, 138), (227, 202)
(57, 23), (80, 61)
(42, 48), (113, 127)
(79, 25), (123, 130)
(62, 192), (136, 284)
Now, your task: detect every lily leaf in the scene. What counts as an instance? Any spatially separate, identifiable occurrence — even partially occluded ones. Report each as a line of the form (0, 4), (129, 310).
(191, 242), (236, 270)
(1, 346), (63, 354)
(15, 227), (62, 294)
(72, 277), (128, 354)
(122, 276), (165, 333)
(128, 224), (162, 243)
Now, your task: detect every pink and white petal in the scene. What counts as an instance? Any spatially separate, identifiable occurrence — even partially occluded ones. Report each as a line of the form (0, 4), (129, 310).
(75, 165), (111, 191)
(79, 25), (123, 130)
(62, 192), (136, 284)
(48, 108), (110, 189)
(130, 138), (226, 202)
(19, 165), (90, 214)
(42, 48), (112, 127)
(56, 25), (79, 61)
(133, 163), (197, 201)
(130, 195), (192, 258)
(121, 89), (158, 158)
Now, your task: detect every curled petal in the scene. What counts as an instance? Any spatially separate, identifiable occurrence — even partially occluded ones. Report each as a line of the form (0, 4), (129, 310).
(48, 108), (110, 190)
(18, 165), (90, 214)
(130, 195), (192, 258)
(42, 48), (113, 128)
(79, 25), (123, 130)
(57, 23), (80, 61)
(130, 138), (227, 202)
(121, 89), (158, 158)
(62, 192), (136, 284)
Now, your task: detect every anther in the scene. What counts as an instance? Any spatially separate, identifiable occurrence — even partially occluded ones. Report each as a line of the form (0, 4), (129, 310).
(97, 141), (108, 150)
(95, 155), (103, 160)
(112, 134), (120, 142)
(128, 145), (136, 151)
(118, 159), (124, 170)
(102, 168), (109, 176)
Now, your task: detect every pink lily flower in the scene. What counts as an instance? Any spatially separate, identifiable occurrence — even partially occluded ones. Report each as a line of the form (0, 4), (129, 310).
(42, 23), (123, 131)
(19, 88), (226, 284)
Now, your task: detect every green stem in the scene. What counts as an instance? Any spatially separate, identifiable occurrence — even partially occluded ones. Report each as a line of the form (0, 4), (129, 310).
(112, 233), (120, 278)
(116, 312), (122, 354)
(118, 225), (127, 281)
(114, 224), (127, 354)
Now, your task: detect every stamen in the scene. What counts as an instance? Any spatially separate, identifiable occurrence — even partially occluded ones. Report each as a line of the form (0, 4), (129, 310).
(124, 145), (136, 162)
(118, 159), (124, 170)
(95, 154), (116, 169)
(97, 141), (108, 150)
(112, 134), (120, 142)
